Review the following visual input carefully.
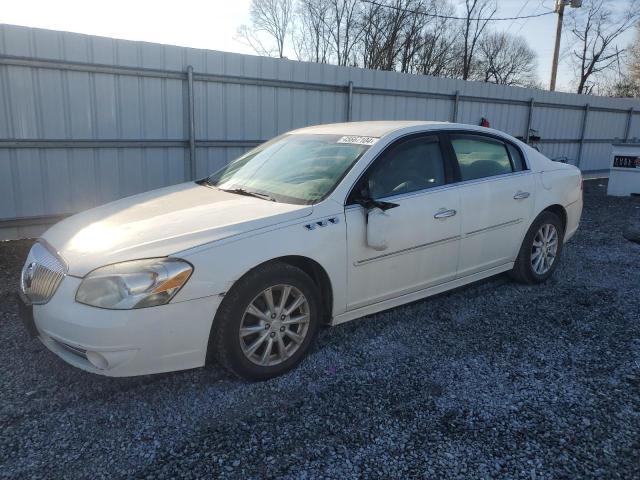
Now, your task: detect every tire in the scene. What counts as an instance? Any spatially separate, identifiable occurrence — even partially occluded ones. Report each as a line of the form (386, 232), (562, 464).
(510, 210), (565, 284)
(207, 262), (321, 380)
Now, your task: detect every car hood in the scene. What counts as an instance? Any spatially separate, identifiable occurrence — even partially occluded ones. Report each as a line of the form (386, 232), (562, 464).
(42, 182), (313, 276)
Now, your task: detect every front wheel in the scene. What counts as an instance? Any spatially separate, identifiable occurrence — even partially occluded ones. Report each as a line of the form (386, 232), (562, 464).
(208, 262), (321, 380)
(510, 211), (564, 284)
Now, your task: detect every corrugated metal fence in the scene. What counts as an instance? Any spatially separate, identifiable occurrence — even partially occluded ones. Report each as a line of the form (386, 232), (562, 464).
(2, 24), (639, 240)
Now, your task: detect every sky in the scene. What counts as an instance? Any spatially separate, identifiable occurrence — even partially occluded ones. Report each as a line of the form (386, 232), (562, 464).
(0, 0), (636, 92)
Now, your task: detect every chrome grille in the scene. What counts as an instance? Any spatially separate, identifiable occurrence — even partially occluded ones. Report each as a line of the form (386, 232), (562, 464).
(20, 242), (67, 304)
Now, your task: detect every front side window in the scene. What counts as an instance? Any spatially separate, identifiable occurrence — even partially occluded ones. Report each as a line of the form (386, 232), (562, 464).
(364, 136), (446, 199)
(203, 134), (372, 204)
(451, 136), (514, 181)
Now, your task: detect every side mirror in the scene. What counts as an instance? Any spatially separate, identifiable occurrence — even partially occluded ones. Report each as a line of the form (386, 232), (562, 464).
(350, 179), (398, 250)
(366, 207), (390, 251)
(352, 178), (399, 212)
(353, 196), (399, 212)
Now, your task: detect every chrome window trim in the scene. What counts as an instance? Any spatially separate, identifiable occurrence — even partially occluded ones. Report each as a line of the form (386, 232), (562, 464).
(450, 169), (534, 189)
(343, 131), (446, 206)
(343, 128), (532, 207)
(443, 129), (531, 171)
(344, 170), (535, 211)
(449, 132), (526, 175)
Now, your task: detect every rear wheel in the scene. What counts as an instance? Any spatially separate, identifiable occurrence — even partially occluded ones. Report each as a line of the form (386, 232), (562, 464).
(510, 211), (564, 284)
(208, 262), (321, 380)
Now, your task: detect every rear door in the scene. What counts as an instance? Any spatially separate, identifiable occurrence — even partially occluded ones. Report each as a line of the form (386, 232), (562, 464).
(447, 133), (535, 277)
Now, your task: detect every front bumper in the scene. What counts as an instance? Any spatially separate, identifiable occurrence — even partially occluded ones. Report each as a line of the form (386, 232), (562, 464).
(30, 276), (221, 377)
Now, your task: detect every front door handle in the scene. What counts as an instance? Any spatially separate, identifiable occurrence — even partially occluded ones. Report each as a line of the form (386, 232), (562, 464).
(513, 191), (530, 200)
(434, 208), (457, 219)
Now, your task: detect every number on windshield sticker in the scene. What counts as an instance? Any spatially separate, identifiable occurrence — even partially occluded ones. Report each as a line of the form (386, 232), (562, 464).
(337, 136), (378, 146)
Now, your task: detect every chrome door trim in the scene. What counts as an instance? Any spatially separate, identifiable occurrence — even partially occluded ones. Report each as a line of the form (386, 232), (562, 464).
(354, 235), (461, 266)
(465, 218), (523, 237)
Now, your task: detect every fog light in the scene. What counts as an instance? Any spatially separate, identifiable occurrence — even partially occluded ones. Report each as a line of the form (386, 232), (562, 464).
(86, 351), (108, 370)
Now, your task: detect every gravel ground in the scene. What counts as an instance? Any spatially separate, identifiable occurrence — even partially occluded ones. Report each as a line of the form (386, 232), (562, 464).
(1, 180), (639, 479)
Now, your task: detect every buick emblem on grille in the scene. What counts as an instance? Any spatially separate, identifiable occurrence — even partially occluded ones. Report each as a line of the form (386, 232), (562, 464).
(23, 262), (37, 290)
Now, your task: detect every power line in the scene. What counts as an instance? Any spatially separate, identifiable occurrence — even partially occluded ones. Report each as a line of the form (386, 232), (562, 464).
(506, 0), (533, 33)
(515, 0), (551, 35)
(360, 0), (556, 21)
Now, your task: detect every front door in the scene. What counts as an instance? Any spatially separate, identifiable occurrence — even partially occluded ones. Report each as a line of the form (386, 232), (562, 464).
(344, 134), (461, 311)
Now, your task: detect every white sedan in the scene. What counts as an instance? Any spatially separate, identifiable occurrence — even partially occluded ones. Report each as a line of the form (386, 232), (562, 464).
(18, 121), (582, 380)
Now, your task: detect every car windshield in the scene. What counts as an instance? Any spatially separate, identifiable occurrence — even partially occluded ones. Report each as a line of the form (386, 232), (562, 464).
(203, 134), (373, 204)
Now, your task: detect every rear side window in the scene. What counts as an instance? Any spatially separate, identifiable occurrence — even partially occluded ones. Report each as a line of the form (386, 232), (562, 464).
(366, 136), (446, 199)
(451, 136), (513, 181)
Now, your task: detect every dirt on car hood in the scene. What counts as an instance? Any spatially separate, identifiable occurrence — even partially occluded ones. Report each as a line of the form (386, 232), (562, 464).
(42, 182), (312, 276)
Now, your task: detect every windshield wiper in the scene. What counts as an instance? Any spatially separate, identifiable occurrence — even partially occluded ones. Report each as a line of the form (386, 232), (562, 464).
(219, 187), (276, 202)
(196, 176), (217, 187)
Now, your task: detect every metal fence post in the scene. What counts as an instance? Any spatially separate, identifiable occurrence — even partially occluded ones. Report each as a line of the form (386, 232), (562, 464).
(525, 98), (535, 143)
(452, 90), (460, 122)
(346, 81), (354, 122)
(625, 107), (634, 142)
(186, 65), (196, 180)
(577, 103), (590, 168)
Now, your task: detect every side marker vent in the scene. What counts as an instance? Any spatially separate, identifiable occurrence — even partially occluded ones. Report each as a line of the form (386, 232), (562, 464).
(304, 217), (339, 230)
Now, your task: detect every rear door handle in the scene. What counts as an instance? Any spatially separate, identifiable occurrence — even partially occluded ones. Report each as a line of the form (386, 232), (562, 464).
(434, 208), (457, 219)
(513, 191), (530, 200)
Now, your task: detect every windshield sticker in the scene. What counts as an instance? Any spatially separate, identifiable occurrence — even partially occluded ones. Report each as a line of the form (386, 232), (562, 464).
(337, 135), (378, 146)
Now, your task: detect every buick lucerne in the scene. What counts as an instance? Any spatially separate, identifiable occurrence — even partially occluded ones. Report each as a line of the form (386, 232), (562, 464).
(18, 121), (583, 380)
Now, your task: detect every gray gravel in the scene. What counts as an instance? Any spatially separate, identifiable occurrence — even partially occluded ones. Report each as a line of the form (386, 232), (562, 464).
(1, 180), (639, 479)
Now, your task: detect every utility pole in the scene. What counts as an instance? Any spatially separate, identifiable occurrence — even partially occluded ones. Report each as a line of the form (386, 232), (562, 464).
(549, 0), (581, 92)
(549, 1), (565, 91)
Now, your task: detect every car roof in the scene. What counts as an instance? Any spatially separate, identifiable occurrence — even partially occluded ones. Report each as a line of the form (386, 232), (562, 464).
(289, 120), (450, 138)
(291, 120), (543, 172)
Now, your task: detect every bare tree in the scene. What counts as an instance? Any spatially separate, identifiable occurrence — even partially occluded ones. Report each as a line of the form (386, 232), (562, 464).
(607, 22), (640, 97)
(293, 0), (333, 62)
(568, 0), (640, 94)
(357, 0), (388, 69)
(628, 22), (640, 86)
(236, 0), (540, 87)
(475, 32), (538, 86)
(413, 2), (463, 77)
(354, 0), (463, 76)
(397, 0), (431, 73)
(358, 0), (428, 71)
(326, 0), (365, 66)
(460, 0), (496, 80)
(237, 0), (293, 58)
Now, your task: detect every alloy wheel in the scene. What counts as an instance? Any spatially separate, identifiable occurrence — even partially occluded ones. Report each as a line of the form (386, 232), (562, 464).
(531, 223), (558, 275)
(239, 284), (310, 366)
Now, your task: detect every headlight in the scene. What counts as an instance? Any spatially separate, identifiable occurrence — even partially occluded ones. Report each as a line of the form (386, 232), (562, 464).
(76, 258), (193, 309)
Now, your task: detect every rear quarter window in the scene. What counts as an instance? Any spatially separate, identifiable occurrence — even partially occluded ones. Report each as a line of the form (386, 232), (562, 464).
(506, 143), (527, 171)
